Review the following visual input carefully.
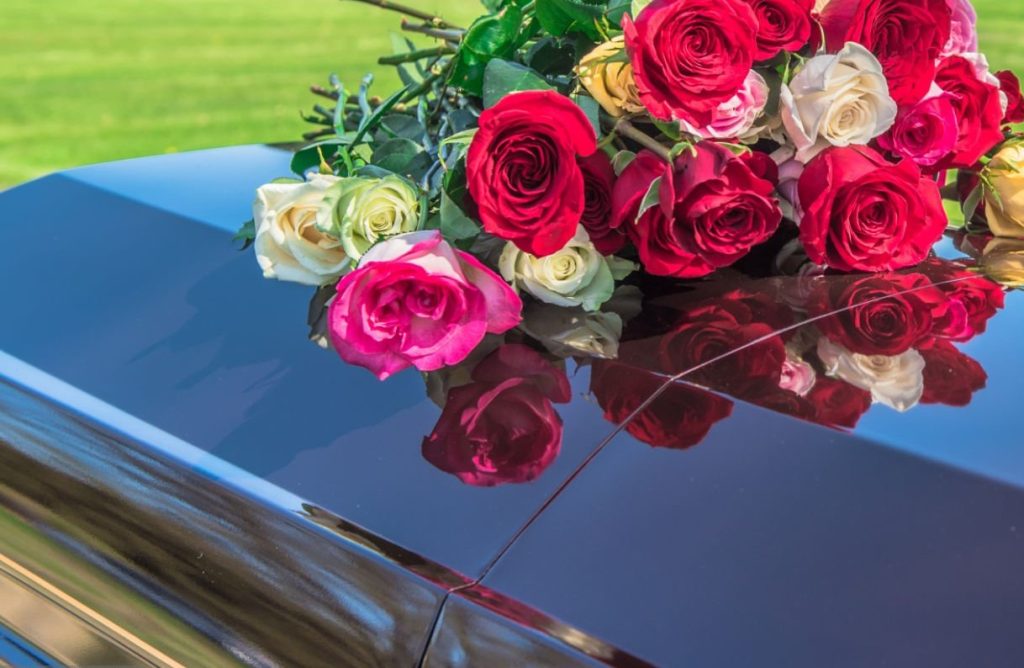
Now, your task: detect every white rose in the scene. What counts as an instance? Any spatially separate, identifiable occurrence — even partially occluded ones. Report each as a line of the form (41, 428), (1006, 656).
(781, 42), (898, 163)
(817, 338), (925, 412)
(499, 226), (636, 312)
(253, 173), (349, 286)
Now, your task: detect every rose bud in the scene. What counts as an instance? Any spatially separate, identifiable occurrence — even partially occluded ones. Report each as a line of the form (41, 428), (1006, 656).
(797, 146), (946, 272)
(467, 90), (597, 258)
(328, 231), (521, 380)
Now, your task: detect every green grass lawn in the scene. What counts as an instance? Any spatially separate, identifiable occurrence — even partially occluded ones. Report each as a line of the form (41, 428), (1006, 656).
(0, 0), (1021, 188)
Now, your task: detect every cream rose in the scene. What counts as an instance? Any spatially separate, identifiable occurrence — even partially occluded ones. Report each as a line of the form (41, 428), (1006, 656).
(253, 173), (349, 286)
(983, 143), (1024, 238)
(318, 174), (420, 261)
(577, 37), (645, 118)
(499, 226), (636, 312)
(817, 338), (924, 412)
(781, 42), (897, 163)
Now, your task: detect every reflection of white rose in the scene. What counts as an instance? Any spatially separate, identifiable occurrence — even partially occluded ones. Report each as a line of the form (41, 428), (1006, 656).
(781, 42), (897, 163)
(521, 303), (623, 360)
(499, 226), (636, 312)
(254, 173), (349, 286)
(817, 338), (924, 412)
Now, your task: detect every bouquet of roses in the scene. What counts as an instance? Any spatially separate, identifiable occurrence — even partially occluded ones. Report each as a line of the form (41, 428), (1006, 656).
(240, 0), (1024, 381)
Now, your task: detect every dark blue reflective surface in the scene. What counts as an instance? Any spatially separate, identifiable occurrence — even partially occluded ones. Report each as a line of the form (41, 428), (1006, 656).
(4, 147), (1024, 666)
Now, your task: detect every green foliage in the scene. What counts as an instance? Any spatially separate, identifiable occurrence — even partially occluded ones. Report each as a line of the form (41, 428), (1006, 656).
(482, 59), (553, 108)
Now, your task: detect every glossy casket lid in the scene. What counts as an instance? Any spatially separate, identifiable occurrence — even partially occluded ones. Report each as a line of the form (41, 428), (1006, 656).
(3, 147), (1024, 665)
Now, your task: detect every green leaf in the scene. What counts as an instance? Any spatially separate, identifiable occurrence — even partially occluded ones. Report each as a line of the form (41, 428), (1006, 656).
(291, 138), (347, 175)
(637, 175), (663, 221)
(440, 190), (481, 241)
(961, 183), (985, 226)
(630, 0), (652, 18)
(611, 150), (636, 175)
(450, 5), (524, 96)
(483, 59), (553, 108)
(372, 137), (426, 175)
(234, 219), (255, 250)
(943, 199), (967, 230)
(652, 119), (681, 142)
(573, 94), (602, 138)
(536, 0), (608, 39)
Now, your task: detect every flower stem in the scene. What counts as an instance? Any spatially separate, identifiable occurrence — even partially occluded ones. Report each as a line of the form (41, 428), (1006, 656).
(616, 119), (672, 162)
(378, 46), (455, 65)
(400, 20), (464, 43)
(343, 0), (463, 30)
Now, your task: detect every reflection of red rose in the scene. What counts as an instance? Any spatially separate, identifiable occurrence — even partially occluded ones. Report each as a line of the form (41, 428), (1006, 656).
(578, 151), (625, 255)
(820, 0), (950, 105)
(918, 259), (1005, 341)
(811, 273), (940, 356)
(920, 339), (987, 406)
(467, 90), (597, 257)
(422, 345), (570, 487)
(798, 146), (946, 272)
(804, 376), (873, 429)
(656, 291), (789, 394)
(591, 361), (733, 450)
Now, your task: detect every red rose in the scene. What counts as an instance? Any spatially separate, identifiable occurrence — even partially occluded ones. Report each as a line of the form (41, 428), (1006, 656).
(934, 56), (1005, 169)
(743, 0), (814, 60)
(578, 151), (625, 255)
(591, 361), (733, 450)
(623, 0), (758, 126)
(920, 339), (986, 407)
(876, 91), (960, 170)
(810, 273), (941, 356)
(820, 0), (951, 105)
(996, 70), (1024, 125)
(798, 146), (946, 272)
(422, 345), (570, 487)
(804, 376), (873, 429)
(614, 144), (782, 278)
(467, 90), (596, 257)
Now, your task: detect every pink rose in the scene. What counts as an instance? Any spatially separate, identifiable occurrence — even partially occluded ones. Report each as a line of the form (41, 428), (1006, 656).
(679, 70), (770, 140)
(877, 85), (959, 169)
(328, 231), (522, 380)
(940, 0), (978, 57)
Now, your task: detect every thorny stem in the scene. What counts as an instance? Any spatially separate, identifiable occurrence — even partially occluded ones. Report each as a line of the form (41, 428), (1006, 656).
(615, 119), (672, 161)
(343, 0), (463, 30)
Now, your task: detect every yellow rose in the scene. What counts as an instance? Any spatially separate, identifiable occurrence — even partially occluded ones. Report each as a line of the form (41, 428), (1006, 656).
(577, 37), (644, 118)
(979, 237), (1024, 287)
(984, 143), (1024, 238)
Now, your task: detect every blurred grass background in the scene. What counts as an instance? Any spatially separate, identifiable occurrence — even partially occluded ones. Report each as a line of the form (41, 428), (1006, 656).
(0, 0), (1020, 188)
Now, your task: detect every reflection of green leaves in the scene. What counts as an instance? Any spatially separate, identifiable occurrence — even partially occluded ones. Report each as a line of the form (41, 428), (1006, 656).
(483, 59), (553, 107)
(450, 5), (524, 96)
